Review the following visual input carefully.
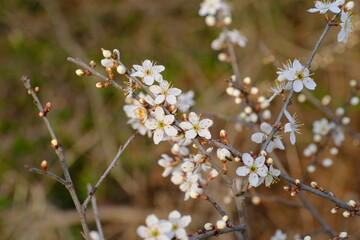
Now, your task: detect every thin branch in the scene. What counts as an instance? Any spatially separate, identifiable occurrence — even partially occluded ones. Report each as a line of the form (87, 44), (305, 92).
(24, 165), (67, 186)
(87, 184), (105, 240)
(83, 134), (136, 209)
(21, 75), (90, 239)
(189, 224), (246, 240)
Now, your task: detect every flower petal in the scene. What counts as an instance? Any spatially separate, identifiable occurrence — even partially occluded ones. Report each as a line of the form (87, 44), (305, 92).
(163, 115), (175, 125)
(254, 156), (265, 167)
(260, 122), (272, 134)
(149, 85), (162, 95)
(303, 78), (316, 90)
(180, 121), (193, 130)
(290, 131), (296, 145)
(153, 128), (164, 144)
(248, 173), (259, 187)
(199, 119), (213, 128)
(236, 166), (250, 176)
(166, 95), (177, 105)
(242, 153), (253, 166)
(188, 112), (199, 125)
(251, 132), (265, 144)
(198, 129), (211, 139)
(164, 125), (178, 136)
(257, 166), (268, 177)
(154, 95), (166, 104)
(293, 80), (303, 92)
(144, 118), (157, 130)
(185, 130), (197, 139)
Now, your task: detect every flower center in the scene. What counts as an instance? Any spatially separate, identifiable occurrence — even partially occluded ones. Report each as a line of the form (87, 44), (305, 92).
(296, 72), (304, 80)
(250, 165), (258, 173)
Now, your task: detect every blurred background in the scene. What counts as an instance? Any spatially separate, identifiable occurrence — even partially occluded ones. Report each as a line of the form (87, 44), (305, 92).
(1, 0), (359, 239)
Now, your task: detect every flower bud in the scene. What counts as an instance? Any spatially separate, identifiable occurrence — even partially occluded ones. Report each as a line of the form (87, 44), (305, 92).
(216, 220), (226, 230)
(307, 165), (316, 173)
(348, 200), (357, 208)
(40, 160), (47, 171)
(350, 96), (359, 105)
(321, 95), (331, 106)
(205, 15), (216, 26)
(251, 196), (261, 205)
(101, 48), (112, 58)
(89, 60), (96, 68)
(51, 139), (59, 149)
(339, 232), (348, 238)
(204, 223), (214, 231)
(349, 79), (357, 87)
(117, 65), (126, 74)
(303, 236), (311, 240)
(112, 49), (120, 60)
(223, 16), (232, 25)
(96, 82), (104, 88)
(266, 157), (273, 165)
(221, 215), (229, 222)
(336, 107), (345, 116)
(295, 179), (301, 186)
(341, 117), (350, 125)
(218, 53), (229, 62)
(322, 158), (333, 167)
(189, 191), (200, 199)
(342, 211), (351, 218)
(250, 87), (259, 95)
(76, 69), (85, 76)
(89, 231), (100, 240)
(243, 77), (251, 85)
(34, 86), (40, 93)
(345, 1), (354, 11)
(331, 207), (338, 214)
(244, 106), (252, 114)
(329, 147), (338, 155)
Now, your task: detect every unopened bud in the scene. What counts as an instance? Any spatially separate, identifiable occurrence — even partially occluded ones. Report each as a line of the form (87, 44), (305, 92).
(307, 165), (316, 173)
(217, 148), (231, 162)
(101, 48), (112, 58)
(218, 53), (229, 62)
(243, 77), (251, 85)
(260, 150), (267, 157)
(295, 179), (301, 186)
(51, 139), (59, 149)
(34, 86), (40, 93)
(244, 106), (252, 114)
(39, 111), (45, 117)
(189, 191), (200, 199)
(223, 16), (232, 25)
(117, 65), (126, 74)
(205, 15), (216, 26)
(234, 157), (241, 162)
(221, 215), (229, 222)
(342, 211), (351, 218)
(251, 196), (261, 205)
(283, 185), (292, 191)
(349, 79), (357, 87)
(345, 1), (354, 11)
(290, 190), (297, 197)
(341, 116), (350, 125)
(204, 223), (214, 231)
(266, 157), (273, 165)
(348, 200), (357, 208)
(339, 232), (348, 238)
(76, 69), (85, 76)
(331, 207), (338, 214)
(112, 49), (120, 60)
(96, 82), (104, 88)
(250, 87), (259, 95)
(303, 236), (311, 240)
(297, 94), (306, 103)
(216, 220), (226, 230)
(89, 60), (96, 68)
(139, 98), (149, 108)
(321, 95), (331, 106)
(40, 160), (47, 170)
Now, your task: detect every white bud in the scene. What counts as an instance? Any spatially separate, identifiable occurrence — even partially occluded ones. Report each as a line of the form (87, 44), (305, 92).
(235, 97), (241, 104)
(223, 16), (232, 25)
(277, 74), (286, 81)
(350, 96), (359, 106)
(250, 87), (259, 95)
(341, 116), (350, 125)
(321, 95), (331, 106)
(226, 87), (234, 96)
(117, 65), (126, 74)
(233, 89), (241, 97)
(205, 15), (216, 26)
(262, 110), (271, 120)
(231, 75), (236, 82)
(204, 223), (214, 231)
(297, 94), (306, 103)
(217, 148), (231, 161)
(222, 215), (229, 222)
(322, 158), (333, 167)
(349, 79), (357, 87)
(313, 134), (322, 142)
(329, 147), (338, 155)
(251, 196), (261, 205)
(113, 49), (120, 60)
(260, 101), (270, 109)
(336, 107), (345, 116)
(345, 1), (355, 11)
(101, 58), (114, 68)
(244, 106), (252, 114)
(249, 113), (258, 123)
(257, 96), (265, 103)
(342, 211), (351, 218)
(243, 77), (251, 85)
(339, 232), (348, 238)
(189, 191), (200, 199)
(348, 200), (356, 207)
(101, 48), (112, 58)
(89, 231), (100, 240)
(307, 165), (316, 173)
(75, 69), (84, 76)
(216, 220), (226, 229)
(303, 236), (311, 240)
(218, 53), (228, 62)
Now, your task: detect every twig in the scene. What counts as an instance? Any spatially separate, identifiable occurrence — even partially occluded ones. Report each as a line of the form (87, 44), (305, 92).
(24, 165), (67, 186)
(280, 173), (360, 216)
(83, 134), (136, 209)
(87, 184), (105, 240)
(21, 75), (90, 239)
(189, 224), (246, 240)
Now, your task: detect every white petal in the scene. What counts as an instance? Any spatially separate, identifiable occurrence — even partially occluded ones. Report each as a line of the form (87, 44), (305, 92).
(180, 121), (193, 130)
(185, 130), (197, 139)
(154, 95), (166, 104)
(188, 112), (199, 125)
(169, 210), (180, 219)
(100, 59), (114, 68)
(166, 95), (177, 105)
(236, 166), (250, 176)
(260, 122), (272, 134)
(254, 156), (265, 167)
(149, 85), (162, 94)
(266, 141), (275, 152)
(136, 226), (148, 238)
(143, 76), (155, 85)
(153, 65), (165, 72)
(198, 129), (211, 139)
(274, 138), (285, 150)
(164, 125), (178, 136)
(242, 153), (253, 166)
(146, 214), (159, 226)
(153, 128), (164, 144)
(199, 119), (213, 128)
(290, 131), (296, 145)
(303, 78), (316, 90)
(163, 115), (175, 125)
(154, 107), (165, 121)
(132, 64), (143, 71)
(251, 132), (265, 144)
(284, 123), (292, 133)
(293, 59), (303, 70)
(284, 109), (293, 123)
(249, 173), (259, 187)
(293, 80), (303, 92)
(168, 87), (182, 96)
(143, 60), (152, 69)
(257, 166), (268, 177)
(144, 118), (157, 130)
(265, 176), (273, 187)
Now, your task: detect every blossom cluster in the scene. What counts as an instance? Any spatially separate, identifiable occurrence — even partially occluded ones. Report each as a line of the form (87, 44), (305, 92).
(137, 211), (191, 240)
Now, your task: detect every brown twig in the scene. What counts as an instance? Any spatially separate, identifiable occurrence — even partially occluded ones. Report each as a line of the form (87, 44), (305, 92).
(189, 224), (246, 240)
(87, 184), (105, 240)
(24, 165), (67, 186)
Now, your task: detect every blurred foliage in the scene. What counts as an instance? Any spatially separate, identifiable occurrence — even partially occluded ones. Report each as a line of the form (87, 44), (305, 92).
(0, 0), (359, 239)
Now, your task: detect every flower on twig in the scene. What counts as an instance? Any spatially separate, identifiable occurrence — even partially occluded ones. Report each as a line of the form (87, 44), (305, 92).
(338, 11), (354, 43)
(236, 153), (268, 187)
(180, 112), (213, 140)
(284, 110), (302, 145)
(131, 60), (164, 85)
(251, 122), (285, 152)
(149, 80), (182, 105)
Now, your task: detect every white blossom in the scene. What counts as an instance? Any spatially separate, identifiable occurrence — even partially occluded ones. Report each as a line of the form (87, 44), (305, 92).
(180, 112), (213, 140)
(251, 122), (285, 152)
(145, 107), (178, 144)
(179, 173), (203, 200)
(199, 0), (224, 16)
(284, 110), (302, 145)
(270, 229), (287, 240)
(137, 214), (172, 240)
(217, 148), (231, 161)
(149, 80), (182, 105)
(131, 60), (164, 85)
(277, 59), (316, 92)
(338, 11), (354, 43)
(211, 29), (247, 50)
(308, 1), (342, 14)
(167, 210), (191, 240)
(158, 154), (179, 177)
(235, 153), (268, 187)
(176, 90), (195, 113)
(303, 143), (317, 157)
(312, 118), (332, 136)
